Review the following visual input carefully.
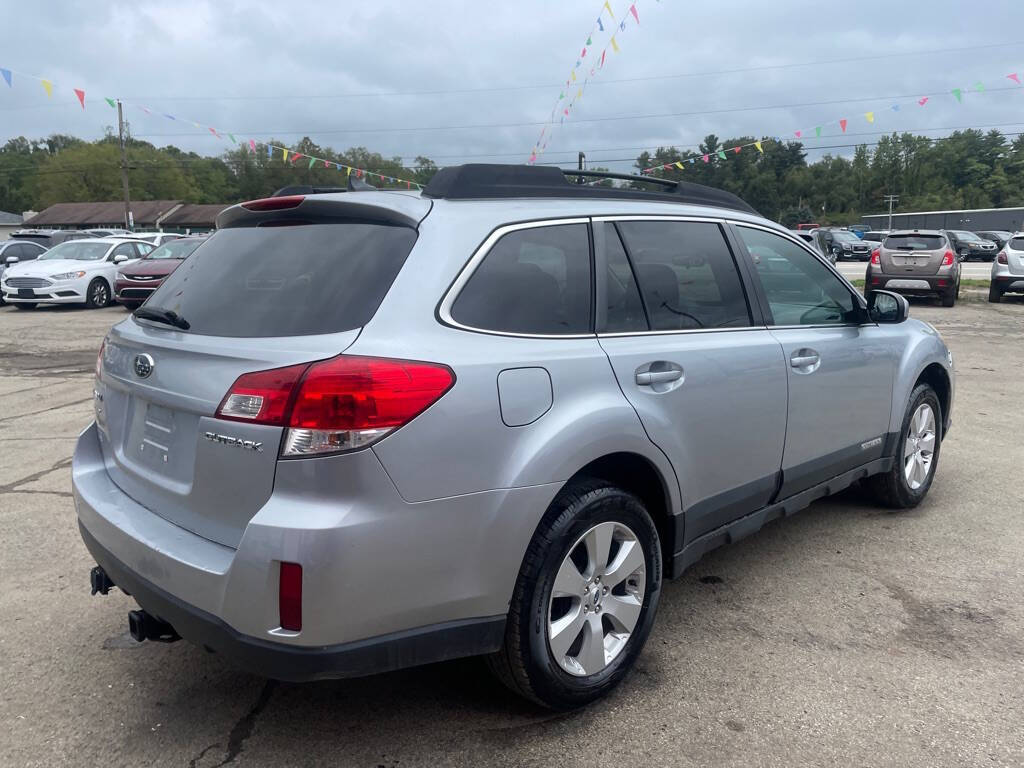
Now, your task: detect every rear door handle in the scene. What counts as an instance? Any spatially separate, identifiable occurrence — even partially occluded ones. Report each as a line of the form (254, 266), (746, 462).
(635, 369), (683, 385)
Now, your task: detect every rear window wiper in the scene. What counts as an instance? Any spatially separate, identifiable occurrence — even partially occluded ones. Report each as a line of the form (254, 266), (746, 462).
(134, 306), (191, 330)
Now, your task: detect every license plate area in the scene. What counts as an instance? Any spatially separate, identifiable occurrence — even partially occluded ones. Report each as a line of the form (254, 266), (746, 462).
(18, 288), (35, 298)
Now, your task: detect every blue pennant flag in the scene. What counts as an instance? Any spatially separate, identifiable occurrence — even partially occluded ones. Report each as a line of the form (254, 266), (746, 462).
(0, 68), (11, 87)
(596, 17), (604, 31)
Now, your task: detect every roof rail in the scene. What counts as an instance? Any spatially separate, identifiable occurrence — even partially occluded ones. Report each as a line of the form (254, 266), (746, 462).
(421, 164), (757, 215)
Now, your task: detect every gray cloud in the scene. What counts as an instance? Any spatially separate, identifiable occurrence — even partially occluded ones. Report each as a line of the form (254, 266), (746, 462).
(2, 0), (1022, 171)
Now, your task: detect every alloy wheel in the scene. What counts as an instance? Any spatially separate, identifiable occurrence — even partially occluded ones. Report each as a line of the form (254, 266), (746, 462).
(904, 403), (936, 490)
(547, 521), (646, 677)
(92, 282), (109, 307)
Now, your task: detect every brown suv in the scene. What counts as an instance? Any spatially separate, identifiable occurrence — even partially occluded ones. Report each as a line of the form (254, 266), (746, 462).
(865, 230), (960, 307)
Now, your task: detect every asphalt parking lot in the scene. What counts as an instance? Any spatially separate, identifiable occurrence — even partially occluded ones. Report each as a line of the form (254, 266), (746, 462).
(1, 297), (1022, 768)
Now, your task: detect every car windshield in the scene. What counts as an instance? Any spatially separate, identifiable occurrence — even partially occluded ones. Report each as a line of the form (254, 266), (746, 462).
(832, 232), (860, 244)
(884, 234), (945, 251)
(39, 241), (111, 261)
(952, 231), (983, 243)
(144, 240), (201, 260)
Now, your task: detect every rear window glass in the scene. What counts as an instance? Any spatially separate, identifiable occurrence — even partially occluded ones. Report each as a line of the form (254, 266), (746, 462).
(1010, 237), (1024, 250)
(143, 223), (416, 337)
(450, 223), (592, 335)
(883, 234), (945, 251)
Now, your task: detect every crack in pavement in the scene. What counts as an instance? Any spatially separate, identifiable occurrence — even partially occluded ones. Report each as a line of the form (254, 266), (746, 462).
(0, 456), (73, 495)
(188, 742), (222, 768)
(211, 681), (277, 767)
(0, 396), (94, 424)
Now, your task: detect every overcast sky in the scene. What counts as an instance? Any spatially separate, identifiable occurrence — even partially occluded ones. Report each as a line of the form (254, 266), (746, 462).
(2, 0), (1023, 173)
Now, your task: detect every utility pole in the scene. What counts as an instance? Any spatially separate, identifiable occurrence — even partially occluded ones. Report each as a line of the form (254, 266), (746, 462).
(117, 100), (132, 231)
(882, 194), (899, 231)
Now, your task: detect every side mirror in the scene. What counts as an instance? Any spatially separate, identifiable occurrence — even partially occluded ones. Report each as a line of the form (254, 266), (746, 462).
(112, 254), (129, 264)
(4, 255), (18, 265)
(868, 290), (909, 324)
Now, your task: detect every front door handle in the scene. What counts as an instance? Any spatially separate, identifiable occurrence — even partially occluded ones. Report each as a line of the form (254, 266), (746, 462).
(635, 369), (683, 385)
(790, 348), (821, 371)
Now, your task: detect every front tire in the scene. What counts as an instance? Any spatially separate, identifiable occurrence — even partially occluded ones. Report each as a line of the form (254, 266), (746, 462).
(85, 278), (111, 309)
(488, 480), (662, 710)
(864, 384), (941, 509)
(941, 289), (956, 307)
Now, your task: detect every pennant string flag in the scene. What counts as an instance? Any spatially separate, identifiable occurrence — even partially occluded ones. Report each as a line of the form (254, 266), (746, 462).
(41, 79), (53, 97)
(0, 68), (10, 87)
(73, 89), (85, 109)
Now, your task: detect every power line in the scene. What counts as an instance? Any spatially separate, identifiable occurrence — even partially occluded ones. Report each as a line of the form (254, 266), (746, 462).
(126, 84), (1024, 139)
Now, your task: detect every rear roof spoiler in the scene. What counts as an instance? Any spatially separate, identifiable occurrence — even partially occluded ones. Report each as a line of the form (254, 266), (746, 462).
(272, 175), (378, 197)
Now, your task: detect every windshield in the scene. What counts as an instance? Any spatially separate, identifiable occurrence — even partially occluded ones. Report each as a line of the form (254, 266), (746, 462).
(884, 234), (945, 251)
(144, 239), (201, 260)
(951, 231), (983, 243)
(832, 232), (861, 244)
(39, 241), (111, 261)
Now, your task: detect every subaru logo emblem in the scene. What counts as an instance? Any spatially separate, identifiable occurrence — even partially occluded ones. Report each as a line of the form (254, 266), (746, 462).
(133, 353), (155, 378)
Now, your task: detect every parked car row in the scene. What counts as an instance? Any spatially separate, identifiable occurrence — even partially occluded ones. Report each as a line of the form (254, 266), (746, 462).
(0, 232), (203, 309)
(846, 226), (1007, 261)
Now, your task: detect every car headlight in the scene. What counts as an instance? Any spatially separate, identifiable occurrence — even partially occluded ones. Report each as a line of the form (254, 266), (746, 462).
(51, 271), (86, 280)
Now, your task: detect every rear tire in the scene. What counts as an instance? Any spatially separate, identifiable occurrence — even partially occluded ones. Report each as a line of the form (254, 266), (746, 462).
(941, 289), (955, 307)
(14, 302), (36, 310)
(85, 278), (111, 309)
(988, 283), (1002, 303)
(864, 384), (941, 509)
(487, 479), (662, 710)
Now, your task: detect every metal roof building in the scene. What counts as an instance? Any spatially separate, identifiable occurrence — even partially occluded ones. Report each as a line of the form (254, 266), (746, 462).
(862, 207), (1024, 232)
(22, 200), (229, 233)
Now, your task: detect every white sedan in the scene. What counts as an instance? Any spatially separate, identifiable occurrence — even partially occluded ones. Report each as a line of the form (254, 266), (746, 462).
(1, 238), (152, 309)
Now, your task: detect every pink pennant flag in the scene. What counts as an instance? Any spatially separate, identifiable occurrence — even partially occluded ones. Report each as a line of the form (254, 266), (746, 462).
(249, 139), (256, 152)
(734, 147), (741, 154)
(918, 97), (929, 106)
(74, 88), (85, 109)
(290, 152), (302, 164)
(1009, 73), (1021, 84)
(629, 4), (639, 23)
(208, 127), (220, 138)
(839, 119), (848, 133)
(794, 130), (802, 138)
(702, 154), (709, 163)
(581, 47), (587, 58)
(529, 153), (536, 164)
(564, 107), (569, 116)
(324, 159), (330, 168)
(663, 163), (672, 170)
(599, 50), (606, 68)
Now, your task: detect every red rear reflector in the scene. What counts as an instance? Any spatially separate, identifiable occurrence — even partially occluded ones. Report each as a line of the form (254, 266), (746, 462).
(997, 251), (1008, 264)
(870, 248), (880, 265)
(937, 279), (947, 288)
(241, 195), (305, 211)
(279, 562), (302, 631)
(941, 250), (955, 267)
(871, 277), (882, 286)
(216, 363), (308, 425)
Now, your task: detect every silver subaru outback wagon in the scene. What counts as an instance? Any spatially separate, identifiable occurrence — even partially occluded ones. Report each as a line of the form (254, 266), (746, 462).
(74, 165), (954, 710)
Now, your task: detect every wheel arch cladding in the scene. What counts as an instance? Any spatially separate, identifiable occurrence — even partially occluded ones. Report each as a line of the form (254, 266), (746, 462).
(915, 362), (952, 432)
(564, 452), (676, 566)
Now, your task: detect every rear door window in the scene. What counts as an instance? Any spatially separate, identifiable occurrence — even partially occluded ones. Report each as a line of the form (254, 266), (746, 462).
(615, 220), (751, 330)
(144, 222), (417, 337)
(600, 223), (647, 333)
(450, 223), (592, 335)
(883, 234), (945, 250)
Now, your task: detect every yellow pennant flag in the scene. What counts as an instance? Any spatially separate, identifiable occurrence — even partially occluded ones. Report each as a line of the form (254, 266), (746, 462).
(346, 167), (352, 177)
(865, 111), (875, 123)
(576, 87), (583, 99)
(281, 147), (288, 161)
(755, 140), (764, 153)
(603, 0), (614, 17)
(610, 35), (620, 53)
(674, 161), (684, 170)
(41, 79), (53, 97)
(571, 70), (577, 82)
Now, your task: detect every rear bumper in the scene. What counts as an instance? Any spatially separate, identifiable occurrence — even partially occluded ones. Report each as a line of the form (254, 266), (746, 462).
(80, 523), (504, 681)
(73, 421), (557, 679)
(991, 274), (1024, 293)
(867, 271), (954, 296)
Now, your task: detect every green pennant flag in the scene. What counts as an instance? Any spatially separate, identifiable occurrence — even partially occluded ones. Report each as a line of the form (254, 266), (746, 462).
(228, 133), (236, 143)
(308, 157), (316, 169)
(717, 150), (726, 160)
(815, 126), (822, 137)
(104, 97), (116, 108)
(974, 81), (984, 92)
(952, 88), (962, 102)
(586, 35), (592, 45)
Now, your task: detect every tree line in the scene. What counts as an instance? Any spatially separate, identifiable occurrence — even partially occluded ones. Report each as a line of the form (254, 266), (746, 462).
(1, 128), (1022, 226)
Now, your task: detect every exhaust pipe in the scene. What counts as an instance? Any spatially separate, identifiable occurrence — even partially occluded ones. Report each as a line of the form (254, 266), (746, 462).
(128, 610), (180, 643)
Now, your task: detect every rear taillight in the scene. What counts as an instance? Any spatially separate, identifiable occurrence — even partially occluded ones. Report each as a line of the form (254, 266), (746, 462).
(95, 339), (105, 379)
(215, 356), (455, 457)
(997, 251), (1008, 264)
(241, 195), (305, 211)
(941, 250), (955, 267)
(870, 248), (880, 265)
(279, 562), (302, 631)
